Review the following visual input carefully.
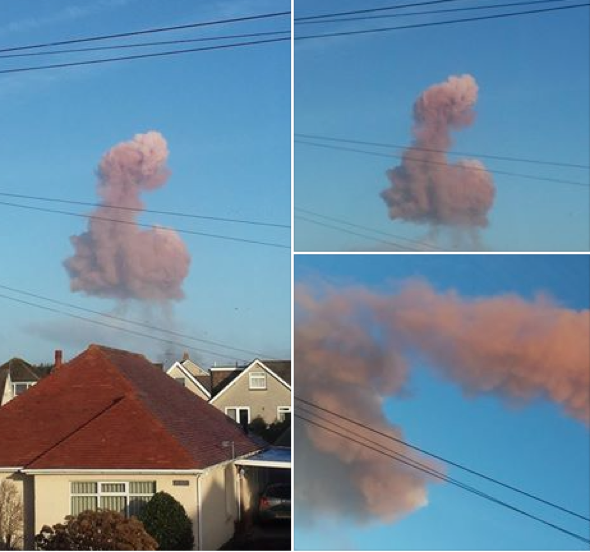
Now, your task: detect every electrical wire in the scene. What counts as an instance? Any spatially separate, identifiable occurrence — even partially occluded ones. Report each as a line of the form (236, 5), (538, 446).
(0, 36), (290, 75)
(295, 133), (590, 170)
(0, 200), (290, 250)
(295, 396), (590, 523)
(295, 412), (590, 545)
(295, 0), (466, 21)
(295, 215), (420, 251)
(0, 291), (249, 363)
(0, 11), (290, 54)
(295, 0), (575, 25)
(0, 30), (291, 60)
(295, 208), (448, 251)
(295, 139), (590, 188)
(295, 4), (589, 41)
(0, 283), (273, 360)
(0, 191), (289, 229)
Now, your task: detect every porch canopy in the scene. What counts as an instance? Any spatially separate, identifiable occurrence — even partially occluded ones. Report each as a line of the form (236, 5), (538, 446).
(236, 447), (291, 469)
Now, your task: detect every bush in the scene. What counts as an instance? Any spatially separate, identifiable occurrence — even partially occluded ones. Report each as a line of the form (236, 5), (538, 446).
(139, 492), (193, 550)
(34, 509), (157, 550)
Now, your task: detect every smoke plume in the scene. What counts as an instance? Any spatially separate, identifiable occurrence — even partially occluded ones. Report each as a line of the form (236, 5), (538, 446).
(380, 75), (495, 244)
(295, 280), (589, 522)
(64, 131), (190, 302)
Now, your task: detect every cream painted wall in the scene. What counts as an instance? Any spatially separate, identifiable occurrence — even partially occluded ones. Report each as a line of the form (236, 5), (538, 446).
(167, 365), (210, 401)
(212, 365), (291, 425)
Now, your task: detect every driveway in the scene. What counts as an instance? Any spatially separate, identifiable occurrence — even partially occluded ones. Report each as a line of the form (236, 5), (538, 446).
(220, 520), (290, 550)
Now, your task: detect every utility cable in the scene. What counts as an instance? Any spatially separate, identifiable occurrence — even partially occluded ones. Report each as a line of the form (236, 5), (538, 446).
(0, 191), (289, 229)
(0, 200), (290, 250)
(295, 215), (420, 251)
(295, 4), (589, 41)
(0, 36), (290, 75)
(0, 11), (290, 54)
(296, 0), (575, 25)
(295, 139), (590, 188)
(295, 0), (466, 21)
(0, 283), (272, 360)
(0, 291), (250, 363)
(295, 396), (590, 523)
(0, 30), (291, 60)
(295, 412), (590, 545)
(296, 207), (449, 251)
(295, 133), (590, 170)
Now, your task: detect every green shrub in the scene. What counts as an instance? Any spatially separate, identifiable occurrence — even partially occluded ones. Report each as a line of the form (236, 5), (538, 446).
(139, 492), (194, 550)
(34, 509), (157, 550)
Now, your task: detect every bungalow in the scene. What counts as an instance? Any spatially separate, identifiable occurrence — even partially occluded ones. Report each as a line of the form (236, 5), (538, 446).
(0, 344), (266, 550)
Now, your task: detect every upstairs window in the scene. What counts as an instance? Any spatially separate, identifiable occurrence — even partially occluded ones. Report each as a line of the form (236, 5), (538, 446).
(249, 372), (267, 390)
(13, 382), (34, 396)
(174, 377), (186, 387)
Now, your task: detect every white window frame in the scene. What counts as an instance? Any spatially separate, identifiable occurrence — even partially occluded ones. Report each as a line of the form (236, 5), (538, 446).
(225, 406), (251, 424)
(70, 481), (156, 517)
(249, 372), (267, 390)
(277, 406), (291, 422)
(12, 382), (35, 396)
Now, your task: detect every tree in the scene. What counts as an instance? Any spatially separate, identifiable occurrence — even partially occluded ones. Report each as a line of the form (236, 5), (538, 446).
(138, 492), (193, 550)
(248, 415), (290, 444)
(34, 509), (157, 550)
(0, 479), (23, 550)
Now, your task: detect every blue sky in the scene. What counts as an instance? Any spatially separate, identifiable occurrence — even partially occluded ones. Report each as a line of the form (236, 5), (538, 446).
(0, 0), (291, 367)
(294, 254), (590, 550)
(294, 1), (590, 252)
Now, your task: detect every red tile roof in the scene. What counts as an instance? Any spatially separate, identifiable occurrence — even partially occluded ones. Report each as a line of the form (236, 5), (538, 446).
(0, 344), (261, 470)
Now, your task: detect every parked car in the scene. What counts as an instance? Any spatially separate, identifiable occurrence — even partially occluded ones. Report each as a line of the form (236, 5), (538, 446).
(258, 483), (291, 521)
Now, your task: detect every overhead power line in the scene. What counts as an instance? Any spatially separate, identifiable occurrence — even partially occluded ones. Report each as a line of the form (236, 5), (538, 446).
(0, 200), (289, 250)
(0, 282), (272, 360)
(0, 29), (291, 60)
(0, 11), (290, 54)
(0, 291), (250, 364)
(295, 396), (590, 523)
(296, 207), (445, 250)
(0, 36), (290, 75)
(0, 191), (289, 229)
(295, 0), (465, 21)
(295, 139), (590, 188)
(295, 4), (590, 41)
(295, 133), (590, 170)
(295, 412), (590, 545)
(296, 0), (575, 25)
(295, 215), (419, 251)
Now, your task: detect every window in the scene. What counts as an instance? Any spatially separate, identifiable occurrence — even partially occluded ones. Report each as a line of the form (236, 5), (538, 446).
(13, 382), (34, 396)
(225, 407), (250, 426)
(277, 406), (291, 422)
(174, 377), (186, 387)
(71, 481), (156, 517)
(249, 372), (267, 390)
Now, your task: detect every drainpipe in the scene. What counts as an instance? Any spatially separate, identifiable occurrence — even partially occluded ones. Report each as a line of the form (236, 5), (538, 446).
(196, 474), (204, 550)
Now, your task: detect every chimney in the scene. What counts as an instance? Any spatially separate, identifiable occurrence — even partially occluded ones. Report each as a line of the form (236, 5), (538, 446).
(54, 350), (62, 370)
(182, 351), (189, 362)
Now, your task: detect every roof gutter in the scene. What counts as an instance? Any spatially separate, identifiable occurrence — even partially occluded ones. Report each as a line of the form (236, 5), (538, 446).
(21, 468), (204, 475)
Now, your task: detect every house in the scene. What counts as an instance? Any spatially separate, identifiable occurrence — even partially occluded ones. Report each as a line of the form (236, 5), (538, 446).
(0, 357), (53, 406)
(165, 352), (211, 402)
(210, 359), (291, 426)
(0, 344), (266, 550)
(167, 356), (292, 426)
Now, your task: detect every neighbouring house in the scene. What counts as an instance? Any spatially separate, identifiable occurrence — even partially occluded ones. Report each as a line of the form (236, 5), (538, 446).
(165, 352), (211, 401)
(0, 344), (267, 550)
(210, 359), (291, 427)
(0, 357), (53, 406)
(167, 356), (291, 427)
